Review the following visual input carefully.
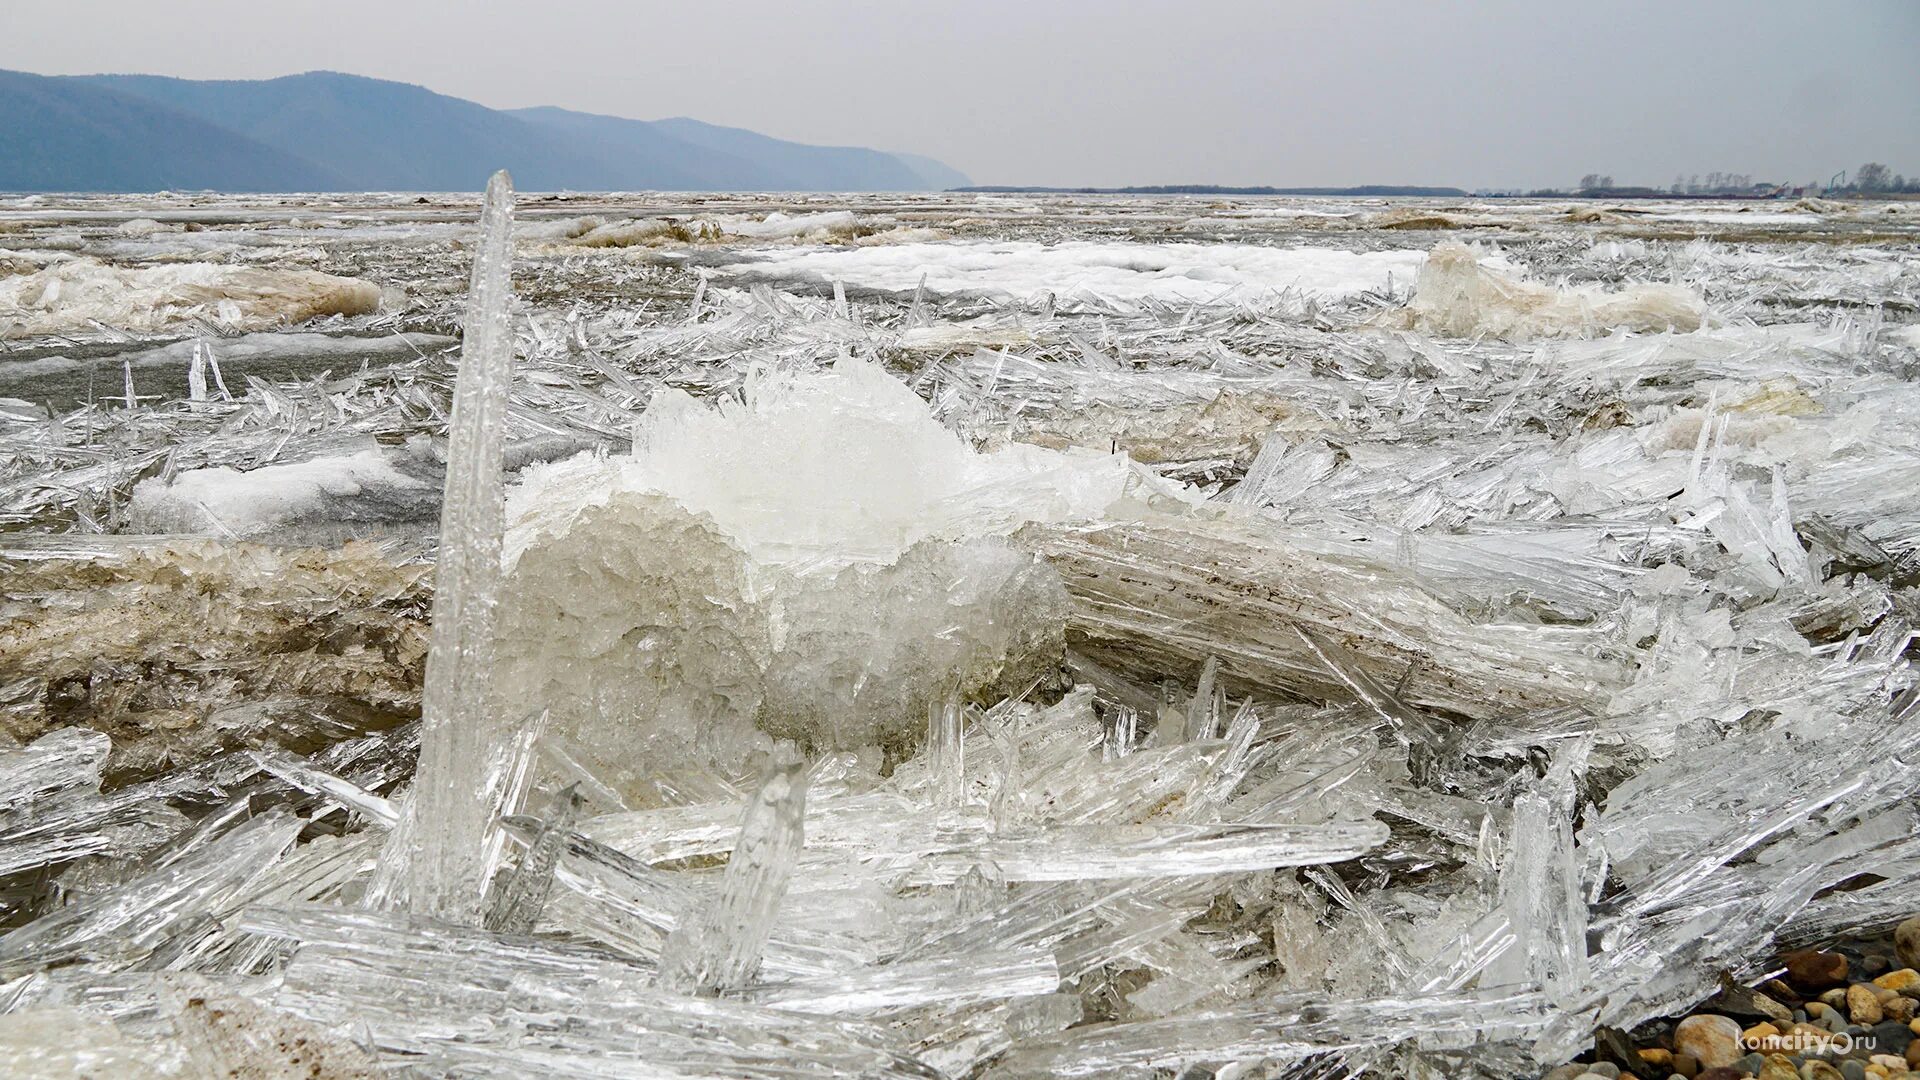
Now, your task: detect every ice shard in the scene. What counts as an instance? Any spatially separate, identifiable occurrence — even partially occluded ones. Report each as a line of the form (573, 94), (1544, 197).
(658, 748), (808, 994)
(383, 170), (521, 922)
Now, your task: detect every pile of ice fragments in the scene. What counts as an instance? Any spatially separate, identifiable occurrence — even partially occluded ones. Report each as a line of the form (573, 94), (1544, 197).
(3, 177), (1920, 1079)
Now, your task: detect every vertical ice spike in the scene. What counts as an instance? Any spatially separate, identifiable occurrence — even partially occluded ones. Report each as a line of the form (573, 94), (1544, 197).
(657, 745), (808, 994)
(382, 169), (519, 922)
(929, 694), (964, 809)
(1183, 655), (1221, 742)
(187, 341), (209, 402)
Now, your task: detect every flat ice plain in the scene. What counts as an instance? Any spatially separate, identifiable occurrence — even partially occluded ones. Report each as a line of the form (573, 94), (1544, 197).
(2, 189), (1919, 1078)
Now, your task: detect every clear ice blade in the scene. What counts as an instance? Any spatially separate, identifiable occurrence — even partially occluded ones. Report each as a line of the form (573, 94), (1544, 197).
(383, 170), (520, 923)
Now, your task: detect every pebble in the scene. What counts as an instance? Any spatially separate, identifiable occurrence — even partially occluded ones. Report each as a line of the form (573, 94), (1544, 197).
(1828, 990), (1857, 1008)
(1865, 955), (1894, 977)
(1869, 1054), (1906, 1071)
(1879, 971), (1920, 993)
(1676, 1015), (1746, 1070)
(1674, 1052), (1701, 1077)
(1640, 1048), (1675, 1068)
(1895, 916), (1920, 972)
(1803, 1063), (1845, 1080)
(1543, 1066), (1586, 1080)
(1877, 1021), (1917, 1055)
(1788, 950), (1853, 991)
(1891, 997), (1920, 1023)
(1747, 1022), (1783, 1047)
(1754, 993), (1797, 1024)
(1572, 1073), (1611, 1080)
(1739, 1051), (1770, 1075)
(1756, 1054), (1799, 1080)
(1854, 984), (1888, 1025)
(1843, 1062), (1869, 1080)
(1696, 1069), (1743, 1080)
(1585, 1065), (1620, 1079)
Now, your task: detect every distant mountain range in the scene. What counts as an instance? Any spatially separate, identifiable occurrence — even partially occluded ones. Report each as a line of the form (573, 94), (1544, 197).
(0, 69), (970, 193)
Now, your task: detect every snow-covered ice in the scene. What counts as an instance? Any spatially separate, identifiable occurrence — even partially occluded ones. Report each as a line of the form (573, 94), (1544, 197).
(716, 239), (1428, 306)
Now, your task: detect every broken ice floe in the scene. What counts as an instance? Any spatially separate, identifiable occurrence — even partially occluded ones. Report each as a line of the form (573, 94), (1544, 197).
(3, 188), (1920, 1079)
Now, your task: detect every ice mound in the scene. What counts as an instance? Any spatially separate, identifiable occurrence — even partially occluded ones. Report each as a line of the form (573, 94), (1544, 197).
(1389, 242), (1706, 340)
(495, 358), (1141, 775)
(0, 258), (381, 337)
(127, 442), (440, 538)
(715, 240), (1427, 308)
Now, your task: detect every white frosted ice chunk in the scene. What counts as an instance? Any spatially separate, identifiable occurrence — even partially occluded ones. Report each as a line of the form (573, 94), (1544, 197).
(508, 356), (1136, 567)
(0, 258), (381, 337)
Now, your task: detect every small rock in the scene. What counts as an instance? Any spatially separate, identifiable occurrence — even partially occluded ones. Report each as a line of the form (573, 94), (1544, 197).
(1543, 1066), (1587, 1080)
(1697, 1069), (1743, 1080)
(1879, 1021), (1919, 1056)
(1641, 1048), (1675, 1068)
(1803, 1062), (1844, 1080)
(1586, 1064), (1621, 1079)
(1828, 990), (1858, 1007)
(1895, 916), (1920, 971)
(1674, 1052), (1701, 1077)
(1878, 971), (1920, 993)
(1843, 1061), (1869, 1080)
(1756, 1053), (1795, 1079)
(1573, 1073), (1610, 1080)
(1854, 984), (1887, 1024)
(1813, 1003), (1839, 1020)
(1869, 1054), (1906, 1071)
(1889, 997), (1919, 1023)
(1754, 993), (1798, 1024)
(1747, 1022), (1784, 1047)
(1766, 979), (1804, 1005)
(1676, 1015), (1746, 1070)
(1864, 955), (1893, 977)
(1789, 951), (1853, 991)
(1909, 1040), (1920, 1070)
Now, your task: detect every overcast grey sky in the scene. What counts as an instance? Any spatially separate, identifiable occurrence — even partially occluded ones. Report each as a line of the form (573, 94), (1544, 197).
(5, 0), (1916, 190)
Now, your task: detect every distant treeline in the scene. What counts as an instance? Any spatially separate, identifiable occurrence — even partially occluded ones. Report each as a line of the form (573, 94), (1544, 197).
(951, 184), (1471, 197)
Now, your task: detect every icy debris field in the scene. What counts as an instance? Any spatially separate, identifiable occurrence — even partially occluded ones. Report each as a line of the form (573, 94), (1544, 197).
(3, 184), (1920, 1079)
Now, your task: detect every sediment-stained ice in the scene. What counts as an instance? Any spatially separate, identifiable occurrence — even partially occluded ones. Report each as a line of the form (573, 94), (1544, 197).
(1388, 242), (1707, 340)
(0, 258), (381, 337)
